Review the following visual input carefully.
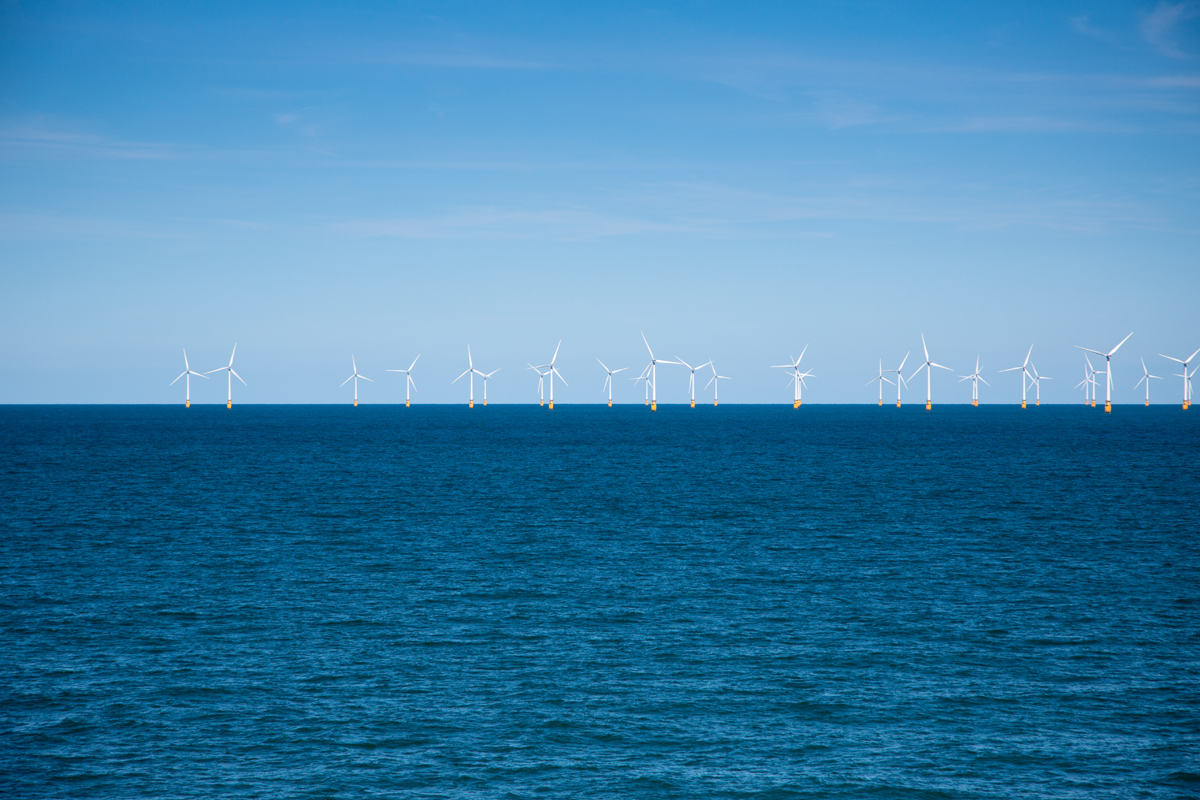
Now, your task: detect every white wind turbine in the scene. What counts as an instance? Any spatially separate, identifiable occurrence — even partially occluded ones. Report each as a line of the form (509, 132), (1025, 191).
(170, 349), (208, 408)
(1028, 364), (1050, 406)
(597, 358), (628, 407)
(340, 356), (372, 406)
(205, 344), (246, 409)
(526, 363), (549, 406)
(705, 362), (730, 406)
(638, 332), (678, 411)
(999, 345), (1034, 408)
(885, 352), (909, 407)
(479, 368), (499, 406)
(866, 359), (894, 406)
(1135, 358), (1161, 406)
(906, 334), (952, 410)
(386, 354), (420, 407)
(453, 346), (487, 408)
(676, 357), (713, 408)
(532, 340), (567, 410)
(771, 345), (811, 408)
(1074, 358), (1091, 406)
(1159, 347), (1199, 410)
(958, 356), (989, 407)
(1076, 332), (1132, 413)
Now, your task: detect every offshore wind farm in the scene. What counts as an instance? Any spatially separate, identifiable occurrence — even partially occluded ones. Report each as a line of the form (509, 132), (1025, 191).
(167, 330), (1195, 411)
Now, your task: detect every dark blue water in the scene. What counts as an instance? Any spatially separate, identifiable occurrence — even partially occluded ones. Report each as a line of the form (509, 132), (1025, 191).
(2, 404), (1198, 799)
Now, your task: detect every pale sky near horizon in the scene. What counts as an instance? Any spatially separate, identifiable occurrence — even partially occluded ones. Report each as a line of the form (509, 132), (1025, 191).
(1, 1), (1198, 404)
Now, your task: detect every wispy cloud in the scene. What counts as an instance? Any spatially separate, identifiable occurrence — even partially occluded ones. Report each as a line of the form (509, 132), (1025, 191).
(0, 120), (179, 160)
(1140, 2), (1199, 58)
(1069, 15), (1122, 46)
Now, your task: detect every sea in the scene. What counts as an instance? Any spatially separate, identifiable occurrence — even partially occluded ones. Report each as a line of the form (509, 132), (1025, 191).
(2, 404), (1198, 799)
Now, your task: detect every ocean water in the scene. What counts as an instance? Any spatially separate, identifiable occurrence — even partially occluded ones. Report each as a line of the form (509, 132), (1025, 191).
(1, 403), (1198, 799)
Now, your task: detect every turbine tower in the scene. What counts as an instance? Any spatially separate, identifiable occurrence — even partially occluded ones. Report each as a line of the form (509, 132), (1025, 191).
(1135, 358), (1161, 406)
(527, 364), (549, 406)
(639, 332), (678, 411)
(597, 358), (628, 407)
(1028, 365), (1050, 406)
(1159, 347), (1199, 409)
(886, 352), (909, 407)
(999, 345), (1034, 408)
(771, 344), (810, 409)
(906, 334), (951, 410)
(453, 346), (486, 408)
(479, 369), (499, 406)
(705, 362), (730, 406)
(386, 354), (420, 407)
(205, 344), (246, 409)
(958, 356), (989, 407)
(532, 340), (567, 410)
(340, 356), (372, 406)
(676, 357), (713, 408)
(866, 359), (894, 406)
(1076, 332), (1133, 413)
(170, 349), (208, 408)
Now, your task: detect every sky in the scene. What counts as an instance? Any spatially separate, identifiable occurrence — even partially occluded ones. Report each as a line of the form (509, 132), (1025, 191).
(1, 0), (1198, 404)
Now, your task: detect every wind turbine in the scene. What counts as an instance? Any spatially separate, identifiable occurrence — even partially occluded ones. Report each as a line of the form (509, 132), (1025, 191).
(532, 340), (567, 409)
(1076, 332), (1133, 413)
(479, 368), (499, 406)
(386, 354), (420, 407)
(638, 332), (678, 411)
(1159, 347), (1200, 410)
(676, 357), (713, 408)
(906, 334), (952, 410)
(340, 356), (372, 406)
(205, 344), (246, 409)
(705, 362), (730, 406)
(958, 356), (989, 407)
(1135, 358), (1161, 406)
(866, 359), (894, 406)
(170, 349), (208, 408)
(597, 358), (628, 407)
(885, 352), (909, 407)
(453, 346), (486, 408)
(999, 345), (1034, 408)
(527, 363), (549, 406)
(771, 345), (810, 408)
(1028, 365), (1050, 406)
(1074, 359), (1090, 406)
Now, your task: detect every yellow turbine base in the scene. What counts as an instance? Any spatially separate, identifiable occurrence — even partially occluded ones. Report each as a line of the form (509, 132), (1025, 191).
(549, 401), (553, 410)
(926, 400), (932, 411)
(651, 401), (657, 411)
(714, 399), (718, 407)
(540, 400), (544, 407)
(1021, 400), (1026, 409)
(608, 399), (612, 407)
(1036, 400), (1040, 407)
(1091, 400), (1096, 408)
(227, 400), (232, 409)
(484, 399), (488, 406)
(1146, 399), (1150, 406)
(469, 400), (474, 409)
(353, 399), (358, 407)
(406, 399), (410, 408)
(186, 400), (190, 408)
(1105, 400), (1111, 413)
(897, 400), (901, 408)
(879, 399), (883, 406)
(973, 399), (978, 407)
(1185, 401), (1189, 410)
(691, 399), (695, 408)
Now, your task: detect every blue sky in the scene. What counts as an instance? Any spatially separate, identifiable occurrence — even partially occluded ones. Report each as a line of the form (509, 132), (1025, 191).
(1, 1), (1198, 404)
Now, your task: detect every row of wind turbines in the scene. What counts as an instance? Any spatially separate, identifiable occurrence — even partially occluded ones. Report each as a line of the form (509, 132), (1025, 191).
(172, 332), (1198, 411)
